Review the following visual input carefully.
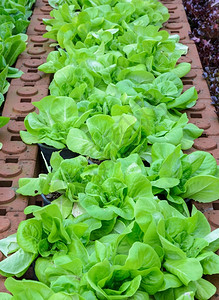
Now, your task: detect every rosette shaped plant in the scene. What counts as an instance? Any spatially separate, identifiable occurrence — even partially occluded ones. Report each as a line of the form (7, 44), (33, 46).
(73, 158), (153, 237)
(20, 96), (91, 149)
(43, 54), (197, 111)
(16, 153), (150, 226)
(67, 113), (147, 160)
(66, 107), (202, 161)
(134, 197), (219, 300)
(79, 179), (134, 221)
(44, 1), (169, 48)
(16, 154), (89, 218)
(116, 26), (190, 77)
(48, 61), (118, 100)
(31, 222), (164, 298)
(133, 72), (198, 109)
(145, 143), (219, 212)
(86, 242), (163, 299)
(127, 101), (202, 150)
(0, 240), (163, 299)
(0, 195), (218, 299)
(0, 204), (73, 277)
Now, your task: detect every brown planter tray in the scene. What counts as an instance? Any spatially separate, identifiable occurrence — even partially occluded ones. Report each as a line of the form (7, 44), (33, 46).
(165, 3), (188, 23)
(0, 129), (38, 161)
(19, 35), (54, 60)
(187, 99), (219, 137)
(0, 0), (53, 277)
(33, 5), (53, 15)
(35, 0), (50, 7)
(164, 21), (194, 44)
(2, 85), (48, 119)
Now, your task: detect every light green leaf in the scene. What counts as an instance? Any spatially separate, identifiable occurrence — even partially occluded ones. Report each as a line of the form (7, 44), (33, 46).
(0, 234), (19, 257)
(194, 278), (216, 300)
(0, 293), (12, 299)
(67, 128), (101, 159)
(181, 175), (219, 202)
(0, 248), (36, 277)
(4, 277), (54, 298)
(164, 258), (203, 285)
(17, 219), (42, 254)
(172, 63), (191, 78)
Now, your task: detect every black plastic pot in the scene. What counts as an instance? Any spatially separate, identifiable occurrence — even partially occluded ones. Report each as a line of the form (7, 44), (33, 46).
(41, 194), (51, 206)
(88, 158), (103, 165)
(28, 262), (38, 282)
(38, 143), (78, 166)
(185, 198), (192, 213)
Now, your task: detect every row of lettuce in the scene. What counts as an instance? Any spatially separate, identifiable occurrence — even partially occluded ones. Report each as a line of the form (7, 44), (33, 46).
(0, 0), (219, 299)
(0, 0), (36, 148)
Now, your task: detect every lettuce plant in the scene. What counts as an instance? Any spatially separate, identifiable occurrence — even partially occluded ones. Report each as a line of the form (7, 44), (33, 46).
(0, 198), (218, 299)
(66, 113), (149, 160)
(66, 109), (202, 160)
(49, 72), (197, 114)
(134, 197), (219, 300)
(42, 3), (189, 77)
(145, 143), (219, 211)
(16, 153), (149, 224)
(125, 102), (202, 150)
(0, 0), (36, 105)
(48, 0), (169, 17)
(0, 278), (59, 300)
(112, 75), (197, 111)
(132, 72), (198, 109)
(39, 45), (196, 110)
(17, 150), (219, 224)
(44, 1), (169, 45)
(0, 277), (95, 299)
(183, 0), (219, 115)
(0, 11), (28, 72)
(1, 153), (219, 298)
(17, 153), (89, 217)
(0, 0), (35, 32)
(0, 204), (72, 277)
(74, 159), (152, 238)
(42, 25), (190, 79)
(20, 95), (91, 149)
(0, 31), (26, 77)
(48, 0), (81, 9)
(48, 63), (116, 100)
(114, 26), (190, 77)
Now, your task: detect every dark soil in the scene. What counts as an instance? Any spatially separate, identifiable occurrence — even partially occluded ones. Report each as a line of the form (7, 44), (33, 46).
(183, 0), (219, 116)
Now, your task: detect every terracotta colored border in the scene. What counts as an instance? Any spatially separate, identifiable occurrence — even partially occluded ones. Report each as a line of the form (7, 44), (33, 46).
(0, 0), (54, 289)
(165, 0), (219, 292)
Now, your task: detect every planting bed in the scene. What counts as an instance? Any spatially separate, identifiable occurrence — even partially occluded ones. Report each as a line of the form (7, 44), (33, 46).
(0, 0), (218, 297)
(0, 0), (54, 292)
